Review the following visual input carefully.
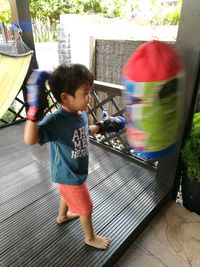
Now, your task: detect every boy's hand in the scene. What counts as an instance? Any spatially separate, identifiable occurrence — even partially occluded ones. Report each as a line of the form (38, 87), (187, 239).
(96, 116), (126, 134)
(26, 70), (50, 122)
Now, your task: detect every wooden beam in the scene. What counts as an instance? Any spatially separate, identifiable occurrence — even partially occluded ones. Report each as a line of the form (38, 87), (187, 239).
(156, 0), (200, 193)
(8, 0), (38, 69)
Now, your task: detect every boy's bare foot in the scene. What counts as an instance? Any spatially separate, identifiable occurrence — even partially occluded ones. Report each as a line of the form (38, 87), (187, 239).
(56, 211), (79, 224)
(85, 235), (111, 249)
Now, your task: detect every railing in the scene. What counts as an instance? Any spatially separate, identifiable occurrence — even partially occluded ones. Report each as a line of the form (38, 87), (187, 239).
(88, 81), (157, 169)
(89, 81), (128, 153)
(0, 79), (156, 168)
(0, 79), (58, 128)
(0, 85), (26, 127)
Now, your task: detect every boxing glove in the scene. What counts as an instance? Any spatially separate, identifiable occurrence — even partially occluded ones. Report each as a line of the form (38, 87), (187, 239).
(26, 70), (49, 122)
(96, 116), (126, 134)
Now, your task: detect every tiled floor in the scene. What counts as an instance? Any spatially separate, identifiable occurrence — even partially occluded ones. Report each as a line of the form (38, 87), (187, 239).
(115, 202), (200, 267)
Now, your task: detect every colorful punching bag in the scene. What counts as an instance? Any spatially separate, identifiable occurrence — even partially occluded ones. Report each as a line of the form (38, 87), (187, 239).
(122, 40), (184, 159)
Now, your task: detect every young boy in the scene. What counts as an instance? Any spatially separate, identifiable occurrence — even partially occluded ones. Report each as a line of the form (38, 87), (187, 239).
(24, 64), (125, 250)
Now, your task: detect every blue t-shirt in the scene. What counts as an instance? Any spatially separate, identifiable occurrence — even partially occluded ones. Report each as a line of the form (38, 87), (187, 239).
(38, 107), (89, 185)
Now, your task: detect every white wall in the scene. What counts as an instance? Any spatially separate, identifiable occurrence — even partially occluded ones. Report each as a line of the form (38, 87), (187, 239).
(59, 14), (178, 69)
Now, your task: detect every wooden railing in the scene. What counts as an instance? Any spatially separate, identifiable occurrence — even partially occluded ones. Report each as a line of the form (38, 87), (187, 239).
(89, 81), (129, 153)
(88, 81), (157, 168)
(0, 79), (156, 168)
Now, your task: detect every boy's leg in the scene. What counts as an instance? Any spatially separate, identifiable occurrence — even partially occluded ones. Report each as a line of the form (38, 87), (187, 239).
(57, 195), (79, 224)
(80, 215), (111, 249)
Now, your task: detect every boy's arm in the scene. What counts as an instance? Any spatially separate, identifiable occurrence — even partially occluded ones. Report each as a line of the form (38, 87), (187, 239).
(24, 70), (49, 145)
(89, 125), (101, 135)
(89, 115), (126, 135)
(24, 120), (39, 145)
(89, 116), (126, 136)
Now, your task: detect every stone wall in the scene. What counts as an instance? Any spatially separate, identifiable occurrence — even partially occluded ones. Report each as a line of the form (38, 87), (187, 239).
(57, 24), (71, 65)
(57, 31), (145, 84)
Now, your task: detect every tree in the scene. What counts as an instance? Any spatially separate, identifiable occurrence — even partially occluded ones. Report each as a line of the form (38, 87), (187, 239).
(0, 0), (11, 24)
(1, 0), (182, 42)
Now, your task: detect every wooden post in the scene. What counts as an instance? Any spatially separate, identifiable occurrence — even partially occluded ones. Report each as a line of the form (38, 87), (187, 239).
(8, 0), (38, 69)
(156, 0), (200, 195)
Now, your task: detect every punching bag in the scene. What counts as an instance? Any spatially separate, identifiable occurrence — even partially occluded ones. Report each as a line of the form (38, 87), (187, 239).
(122, 40), (184, 159)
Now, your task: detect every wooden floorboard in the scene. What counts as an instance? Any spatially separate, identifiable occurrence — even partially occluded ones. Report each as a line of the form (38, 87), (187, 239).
(0, 123), (172, 267)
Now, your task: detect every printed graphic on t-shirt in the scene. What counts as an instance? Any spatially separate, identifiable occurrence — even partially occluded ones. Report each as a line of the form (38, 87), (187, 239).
(71, 126), (89, 158)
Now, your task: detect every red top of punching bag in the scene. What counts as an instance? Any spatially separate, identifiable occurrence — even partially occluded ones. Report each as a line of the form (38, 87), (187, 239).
(122, 40), (183, 82)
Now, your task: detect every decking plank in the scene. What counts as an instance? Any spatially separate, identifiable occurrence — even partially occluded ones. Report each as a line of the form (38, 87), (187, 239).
(1, 165), (155, 266)
(0, 123), (171, 267)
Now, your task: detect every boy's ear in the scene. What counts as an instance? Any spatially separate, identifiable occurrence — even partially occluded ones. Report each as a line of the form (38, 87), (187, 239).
(60, 92), (69, 103)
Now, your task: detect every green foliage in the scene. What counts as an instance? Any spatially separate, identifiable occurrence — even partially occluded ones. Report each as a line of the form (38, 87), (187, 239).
(152, 7), (180, 26)
(29, 0), (129, 20)
(148, 1), (182, 26)
(100, 0), (127, 18)
(0, 110), (16, 126)
(29, 0), (135, 41)
(0, 0), (11, 24)
(80, 0), (102, 14)
(162, 8), (180, 25)
(181, 112), (200, 182)
(29, 0), (66, 42)
(29, 0), (71, 23)
(32, 17), (57, 42)
(1, 0), (182, 42)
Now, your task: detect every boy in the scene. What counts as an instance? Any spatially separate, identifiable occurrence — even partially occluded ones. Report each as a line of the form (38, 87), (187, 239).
(24, 64), (125, 249)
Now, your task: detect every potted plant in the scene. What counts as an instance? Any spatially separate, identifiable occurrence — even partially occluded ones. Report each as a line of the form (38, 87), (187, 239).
(181, 112), (200, 215)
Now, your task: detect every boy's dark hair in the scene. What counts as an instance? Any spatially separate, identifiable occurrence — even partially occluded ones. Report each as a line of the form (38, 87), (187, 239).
(48, 63), (94, 103)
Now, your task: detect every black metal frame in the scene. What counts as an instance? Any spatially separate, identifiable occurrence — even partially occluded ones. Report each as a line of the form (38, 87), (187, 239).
(0, 61), (59, 127)
(0, 90), (26, 126)
(0, 74), (26, 127)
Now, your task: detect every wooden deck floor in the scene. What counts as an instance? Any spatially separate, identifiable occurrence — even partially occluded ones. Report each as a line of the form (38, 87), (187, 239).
(0, 122), (172, 267)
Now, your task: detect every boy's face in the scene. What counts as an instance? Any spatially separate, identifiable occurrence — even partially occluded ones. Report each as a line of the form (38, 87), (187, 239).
(61, 83), (92, 113)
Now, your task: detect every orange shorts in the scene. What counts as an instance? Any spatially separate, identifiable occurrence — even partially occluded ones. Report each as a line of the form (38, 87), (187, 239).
(57, 182), (93, 216)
